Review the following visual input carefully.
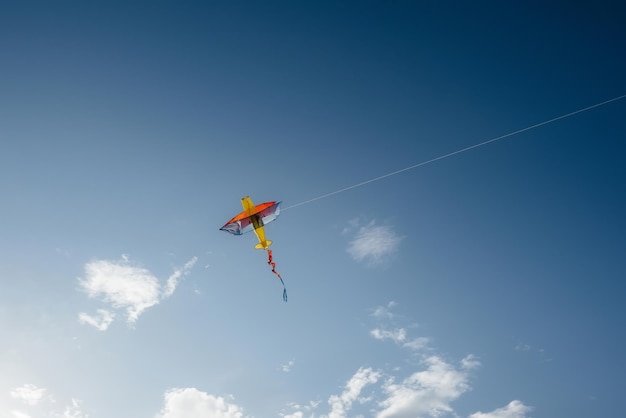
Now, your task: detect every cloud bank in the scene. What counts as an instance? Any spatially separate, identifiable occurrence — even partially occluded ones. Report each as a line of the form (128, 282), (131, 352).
(144, 302), (531, 418)
(78, 256), (197, 330)
(71, 299), (532, 418)
(280, 302), (530, 418)
(278, 352), (521, 418)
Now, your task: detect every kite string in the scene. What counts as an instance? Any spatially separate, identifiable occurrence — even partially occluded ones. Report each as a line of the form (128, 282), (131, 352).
(282, 94), (626, 211)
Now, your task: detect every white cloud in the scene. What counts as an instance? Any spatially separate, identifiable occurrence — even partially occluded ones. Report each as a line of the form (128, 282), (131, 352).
(376, 356), (476, 418)
(281, 359), (295, 372)
(513, 342), (551, 363)
(346, 220), (402, 265)
(8, 385), (87, 418)
(57, 399), (88, 418)
(371, 328), (407, 344)
(79, 259), (160, 323)
(370, 304), (429, 352)
(372, 301), (397, 319)
(461, 354), (481, 370)
(155, 388), (246, 418)
(78, 309), (115, 331)
(163, 257), (198, 299)
(468, 400), (532, 418)
(283, 412), (304, 418)
(282, 401), (321, 418)
(78, 256), (197, 328)
(327, 367), (381, 418)
(10, 384), (47, 406)
(403, 337), (430, 351)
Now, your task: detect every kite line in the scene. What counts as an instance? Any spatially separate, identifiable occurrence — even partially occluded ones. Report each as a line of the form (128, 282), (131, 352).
(283, 94), (626, 211)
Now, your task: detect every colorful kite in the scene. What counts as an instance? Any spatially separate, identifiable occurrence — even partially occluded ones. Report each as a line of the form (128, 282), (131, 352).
(220, 196), (287, 301)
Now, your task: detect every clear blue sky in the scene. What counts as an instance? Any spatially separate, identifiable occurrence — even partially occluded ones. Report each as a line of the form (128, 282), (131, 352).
(1, 1), (625, 417)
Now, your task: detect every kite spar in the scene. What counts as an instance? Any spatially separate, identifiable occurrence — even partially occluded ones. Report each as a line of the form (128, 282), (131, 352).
(220, 196), (287, 301)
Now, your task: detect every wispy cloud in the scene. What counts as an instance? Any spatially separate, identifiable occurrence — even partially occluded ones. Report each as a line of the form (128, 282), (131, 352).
(78, 256), (197, 329)
(9, 385), (86, 418)
(281, 360), (295, 372)
(370, 302), (429, 352)
(372, 301), (398, 319)
(468, 400), (532, 418)
(58, 399), (88, 418)
(282, 401), (321, 418)
(78, 309), (115, 331)
(346, 220), (402, 265)
(155, 388), (247, 418)
(513, 341), (551, 362)
(461, 354), (481, 370)
(327, 367), (381, 418)
(283, 412), (303, 418)
(163, 257), (198, 299)
(402, 337), (430, 351)
(371, 328), (407, 344)
(10, 384), (47, 406)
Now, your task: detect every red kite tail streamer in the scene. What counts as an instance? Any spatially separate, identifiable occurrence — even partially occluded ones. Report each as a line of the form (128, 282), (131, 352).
(267, 249), (287, 302)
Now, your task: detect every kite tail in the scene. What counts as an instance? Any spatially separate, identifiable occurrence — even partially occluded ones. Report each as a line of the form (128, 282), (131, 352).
(267, 249), (287, 302)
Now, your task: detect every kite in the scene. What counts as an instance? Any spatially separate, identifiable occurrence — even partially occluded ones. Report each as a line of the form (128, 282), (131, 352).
(220, 196), (287, 301)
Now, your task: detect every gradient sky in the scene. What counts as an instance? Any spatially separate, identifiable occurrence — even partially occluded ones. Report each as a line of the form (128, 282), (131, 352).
(1, 1), (625, 417)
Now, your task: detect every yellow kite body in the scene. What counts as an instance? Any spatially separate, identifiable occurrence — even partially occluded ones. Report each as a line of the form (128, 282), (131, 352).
(241, 196), (273, 249)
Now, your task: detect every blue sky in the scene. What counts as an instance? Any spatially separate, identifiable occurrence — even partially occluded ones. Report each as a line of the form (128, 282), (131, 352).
(1, 1), (625, 417)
